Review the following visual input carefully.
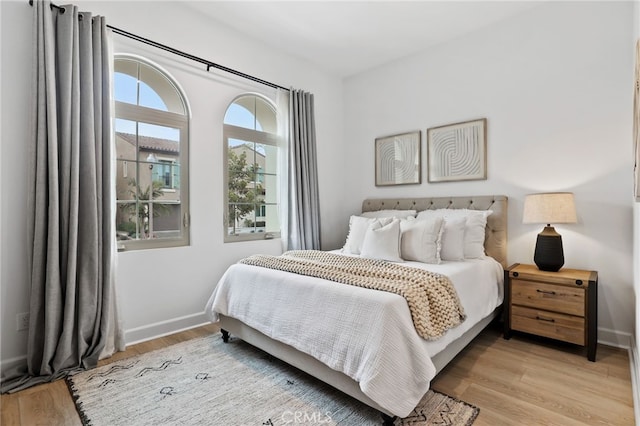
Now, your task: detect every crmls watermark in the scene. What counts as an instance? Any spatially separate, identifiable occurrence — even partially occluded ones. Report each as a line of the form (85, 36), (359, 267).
(281, 410), (333, 424)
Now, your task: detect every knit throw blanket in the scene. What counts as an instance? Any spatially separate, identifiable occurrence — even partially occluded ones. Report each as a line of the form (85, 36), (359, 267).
(239, 250), (466, 340)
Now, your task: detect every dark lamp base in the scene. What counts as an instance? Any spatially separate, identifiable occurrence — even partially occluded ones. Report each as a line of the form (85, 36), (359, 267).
(534, 226), (564, 272)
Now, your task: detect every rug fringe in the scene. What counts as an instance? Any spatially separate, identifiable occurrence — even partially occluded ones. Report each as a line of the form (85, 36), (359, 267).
(436, 389), (480, 426)
(65, 376), (93, 426)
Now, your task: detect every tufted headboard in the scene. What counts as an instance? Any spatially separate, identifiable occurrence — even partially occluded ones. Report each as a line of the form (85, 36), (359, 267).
(362, 195), (508, 268)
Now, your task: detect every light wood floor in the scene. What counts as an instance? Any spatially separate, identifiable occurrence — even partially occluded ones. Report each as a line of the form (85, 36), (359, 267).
(432, 323), (635, 425)
(1, 322), (635, 425)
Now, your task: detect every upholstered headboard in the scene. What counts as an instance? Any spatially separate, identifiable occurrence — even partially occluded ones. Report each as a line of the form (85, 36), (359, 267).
(362, 195), (508, 268)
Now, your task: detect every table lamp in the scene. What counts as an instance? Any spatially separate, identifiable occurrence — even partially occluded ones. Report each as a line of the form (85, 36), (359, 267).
(523, 192), (577, 272)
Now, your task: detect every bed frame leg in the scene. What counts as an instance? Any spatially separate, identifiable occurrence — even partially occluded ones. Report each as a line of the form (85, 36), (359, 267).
(381, 413), (396, 425)
(221, 329), (230, 343)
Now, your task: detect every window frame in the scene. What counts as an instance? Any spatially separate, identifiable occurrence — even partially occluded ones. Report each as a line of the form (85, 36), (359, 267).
(223, 94), (280, 243)
(114, 55), (190, 251)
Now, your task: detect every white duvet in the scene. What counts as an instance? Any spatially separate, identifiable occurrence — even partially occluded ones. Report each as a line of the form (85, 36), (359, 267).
(205, 253), (503, 418)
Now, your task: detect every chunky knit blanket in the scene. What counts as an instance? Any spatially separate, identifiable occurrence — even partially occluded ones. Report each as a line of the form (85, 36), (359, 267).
(239, 250), (466, 340)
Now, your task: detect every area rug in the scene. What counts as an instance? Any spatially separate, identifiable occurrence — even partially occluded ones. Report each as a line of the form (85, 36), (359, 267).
(66, 334), (479, 425)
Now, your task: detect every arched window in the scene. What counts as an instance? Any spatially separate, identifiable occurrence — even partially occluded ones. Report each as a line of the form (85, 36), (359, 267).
(114, 56), (190, 250)
(224, 94), (280, 242)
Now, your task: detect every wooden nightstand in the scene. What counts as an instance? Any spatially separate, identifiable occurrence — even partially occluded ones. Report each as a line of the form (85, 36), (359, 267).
(503, 263), (598, 361)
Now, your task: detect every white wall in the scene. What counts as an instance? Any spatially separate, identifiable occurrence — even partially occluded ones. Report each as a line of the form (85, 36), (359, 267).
(344, 1), (635, 342)
(632, 1), (640, 415)
(0, 0), (346, 368)
(2, 0), (636, 370)
(1, 0), (33, 370)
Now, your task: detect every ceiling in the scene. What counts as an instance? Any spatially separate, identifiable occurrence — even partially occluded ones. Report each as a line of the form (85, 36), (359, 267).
(186, 1), (542, 78)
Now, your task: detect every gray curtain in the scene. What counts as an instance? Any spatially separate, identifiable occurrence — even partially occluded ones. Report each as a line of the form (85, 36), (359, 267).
(287, 89), (321, 250)
(1, 0), (122, 393)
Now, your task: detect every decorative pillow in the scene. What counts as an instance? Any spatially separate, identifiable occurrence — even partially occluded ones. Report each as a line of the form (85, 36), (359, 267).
(400, 216), (443, 264)
(360, 218), (403, 262)
(416, 209), (493, 259)
(342, 216), (392, 255)
(439, 217), (466, 261)
(360, 209), (417, 219)
(459, 210), (492, 258)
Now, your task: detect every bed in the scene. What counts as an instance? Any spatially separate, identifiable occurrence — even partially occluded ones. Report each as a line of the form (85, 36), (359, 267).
(205, 195), (508, 422)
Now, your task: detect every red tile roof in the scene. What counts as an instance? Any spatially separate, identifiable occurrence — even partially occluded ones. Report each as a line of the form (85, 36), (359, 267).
(116, 132), (179, 153)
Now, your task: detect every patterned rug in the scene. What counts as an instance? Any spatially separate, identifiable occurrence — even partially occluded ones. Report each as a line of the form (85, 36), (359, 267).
(67, 334), (479, 425)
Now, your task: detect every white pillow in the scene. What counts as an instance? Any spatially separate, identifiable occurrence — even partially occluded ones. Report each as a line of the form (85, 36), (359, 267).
(361, 209), (417, 219)
(460, 210), (492, 258)
(439, 217), (466, 261)
(400, 216), (443, 264)
(360, 219), (403, 262)
(416, 209), (493, 259)
(342, 216), (392, 255)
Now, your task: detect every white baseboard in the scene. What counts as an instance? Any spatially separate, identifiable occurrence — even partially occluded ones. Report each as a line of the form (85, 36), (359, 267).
(1, 312), (213, 378)
(598, 327), (631, 349)
(629, 335), (640, 426)
(124, 311), (211, 346)
(2, 321), (635, 385)
(0, 355), (27, 379)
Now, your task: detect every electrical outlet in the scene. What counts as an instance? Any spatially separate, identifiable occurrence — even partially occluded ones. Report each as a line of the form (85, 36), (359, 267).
(16, 312), (29, 331)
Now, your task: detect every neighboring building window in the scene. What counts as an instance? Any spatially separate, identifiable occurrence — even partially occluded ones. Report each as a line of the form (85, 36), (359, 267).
(114, 56), (190, 250)
(224, 94), (280, 242)
(153, 157), (178, 190)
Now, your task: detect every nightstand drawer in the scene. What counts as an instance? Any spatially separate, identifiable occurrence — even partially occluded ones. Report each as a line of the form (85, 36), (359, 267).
(511, 305), (585, 345)
(511, 279), (585, 317)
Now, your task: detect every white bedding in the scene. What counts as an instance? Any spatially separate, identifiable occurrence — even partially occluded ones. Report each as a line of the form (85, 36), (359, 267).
(205, 253), (503, 418)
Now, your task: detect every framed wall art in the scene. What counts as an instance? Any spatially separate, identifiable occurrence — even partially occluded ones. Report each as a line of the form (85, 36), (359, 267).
(427, 118), (487, 183)
(375, 131), (421, 186)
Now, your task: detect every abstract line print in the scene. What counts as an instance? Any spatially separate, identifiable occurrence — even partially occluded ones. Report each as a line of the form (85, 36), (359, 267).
(375, 131), (420, 186)
(428, 119), (486, 182)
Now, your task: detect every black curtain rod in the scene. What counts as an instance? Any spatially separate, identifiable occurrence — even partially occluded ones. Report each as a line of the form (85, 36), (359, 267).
(107, 25), (289, 91)
(28, 0), (290, 92)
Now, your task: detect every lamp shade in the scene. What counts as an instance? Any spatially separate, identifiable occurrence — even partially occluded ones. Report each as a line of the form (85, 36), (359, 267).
(523, 192), (577, 224)
(523, 192), (577, 272)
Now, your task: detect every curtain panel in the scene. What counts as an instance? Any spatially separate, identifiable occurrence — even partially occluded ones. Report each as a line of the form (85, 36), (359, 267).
(2, 0), (123, 393)
(286, 89), (321, 250)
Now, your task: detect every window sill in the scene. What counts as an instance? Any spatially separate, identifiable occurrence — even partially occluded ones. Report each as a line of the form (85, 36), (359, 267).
(224, 232), (280, 243)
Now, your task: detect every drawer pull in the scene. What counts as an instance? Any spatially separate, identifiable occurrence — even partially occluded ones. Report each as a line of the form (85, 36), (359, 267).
(536, 315), (556, 323)
(536, 289), (557, 295)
